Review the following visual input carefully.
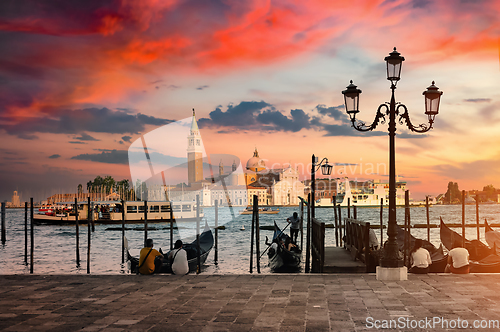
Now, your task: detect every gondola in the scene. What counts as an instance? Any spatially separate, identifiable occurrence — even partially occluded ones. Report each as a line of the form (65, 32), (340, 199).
(439, 217), (491, 261)
(396, 225), (448, 272)
(267, 222), (301, 272)
(126, 222), (214, 274)
(468, 221), (500, 272)
(484, 220), (500, 250)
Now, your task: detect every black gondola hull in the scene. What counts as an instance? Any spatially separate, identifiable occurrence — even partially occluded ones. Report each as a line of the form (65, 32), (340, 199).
(127, 225), (214, 274)
(268, 222), (301, 272)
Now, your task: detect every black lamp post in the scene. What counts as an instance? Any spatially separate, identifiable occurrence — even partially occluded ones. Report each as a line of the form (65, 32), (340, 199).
(341, 47), (442, 268)
(311, 154), (333, 219)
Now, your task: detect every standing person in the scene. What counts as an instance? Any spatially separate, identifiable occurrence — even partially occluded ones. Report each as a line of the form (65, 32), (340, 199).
(409, 239), (432, 274)
(445, 242), (470, 274)
(287, 212), (300, 244)
(138, 239), (163, 275)
(168, 240), (189, 275)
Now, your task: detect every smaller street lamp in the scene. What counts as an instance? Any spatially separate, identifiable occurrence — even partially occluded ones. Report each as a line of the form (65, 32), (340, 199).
(311, 154), (333, 219)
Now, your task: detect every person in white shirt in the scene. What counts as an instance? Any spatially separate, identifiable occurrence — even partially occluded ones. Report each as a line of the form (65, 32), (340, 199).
(445, 242), (469, 274)
(287, 212), (300, 244)
(409, 239), (432, 274)
(168, 240), (189, 275)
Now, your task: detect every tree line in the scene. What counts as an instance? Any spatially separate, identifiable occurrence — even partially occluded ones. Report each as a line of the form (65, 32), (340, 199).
(78, 176), (134, 200)
(444, 182), (499, 204)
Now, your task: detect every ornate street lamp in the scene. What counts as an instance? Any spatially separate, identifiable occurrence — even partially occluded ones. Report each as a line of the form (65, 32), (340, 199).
(341, 47), (442, 271)
(311, 155), (333, 219)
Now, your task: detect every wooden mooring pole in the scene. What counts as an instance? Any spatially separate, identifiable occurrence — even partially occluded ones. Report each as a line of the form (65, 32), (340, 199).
(170, 202), (173, 250)
(87, 197), (91, 274)
(196, 195), (201, 274)
(75, 198), (80, 267)
(214, 200), (218, 265)
(347, 198), (351, 218)
(462, 190), (466, 248)
(121, 200), (125, 264)
(300, 199), (304, 252)
(1, 201), (5, 245)
(30, 198), (34, 274)
(426, 196), (430, 242)
(380, 198), (383, 248)
(24, 202), (28, 265)
(404, 190), (410, 267)
(305, 193), (311, 273)
(249, 195), (256, 273)
(476, 194), (480, 240)
(333, 196), (339, 247)
(337, 202), (343, 247)
(144, 200), (148, 247)
(255, 196), (260, 274)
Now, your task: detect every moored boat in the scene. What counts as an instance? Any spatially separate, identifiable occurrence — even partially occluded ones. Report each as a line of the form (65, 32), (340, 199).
(396, 225), (448, 272)
(33, 200), (203, 225)
(240, 207), (279, 215)
(336, 177), (407, 207)
(126, 222), (214, 273)
(469, 254), (500, 273)
(267, 222), (301, 272)
(439, 217), (492, 261)
(484, 220), (500, 250)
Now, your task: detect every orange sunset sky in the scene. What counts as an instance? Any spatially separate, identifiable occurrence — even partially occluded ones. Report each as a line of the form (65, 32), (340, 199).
(0, 0), (499, 202)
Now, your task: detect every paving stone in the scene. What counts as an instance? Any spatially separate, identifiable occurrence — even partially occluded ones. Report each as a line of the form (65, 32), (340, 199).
(2, 274), (500, 331)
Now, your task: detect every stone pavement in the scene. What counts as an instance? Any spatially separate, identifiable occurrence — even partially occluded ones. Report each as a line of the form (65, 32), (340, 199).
(1, 273), (500, 331)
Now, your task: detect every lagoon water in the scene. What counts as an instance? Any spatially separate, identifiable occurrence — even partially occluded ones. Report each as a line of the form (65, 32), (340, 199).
(1, 204), (500, 275)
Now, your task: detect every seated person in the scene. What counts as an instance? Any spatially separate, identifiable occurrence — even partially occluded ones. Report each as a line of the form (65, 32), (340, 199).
(284, 238), (298, 252)
(445, 242), (469, 274)
(168, 240), (189, 275)
(138, 239), (164, 275)
(409, 239), (432, 274)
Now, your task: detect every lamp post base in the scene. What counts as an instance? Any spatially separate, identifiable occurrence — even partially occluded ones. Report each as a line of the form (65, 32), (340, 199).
(376, 266), (408, 281)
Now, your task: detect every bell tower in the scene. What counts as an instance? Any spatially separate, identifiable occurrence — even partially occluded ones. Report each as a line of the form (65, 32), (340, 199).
(187, 109), (203, 185)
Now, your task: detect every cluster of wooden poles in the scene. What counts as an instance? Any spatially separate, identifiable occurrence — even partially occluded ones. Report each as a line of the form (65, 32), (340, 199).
(1, 198), (37, 274)
(1, 194), (219, 274)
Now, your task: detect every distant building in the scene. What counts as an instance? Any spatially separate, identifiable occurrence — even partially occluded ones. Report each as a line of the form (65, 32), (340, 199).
(6, 191), (21, 207)
(304, 178), (338, 202)
(245, 149), (305, 206)
(187, 109), (204, 186)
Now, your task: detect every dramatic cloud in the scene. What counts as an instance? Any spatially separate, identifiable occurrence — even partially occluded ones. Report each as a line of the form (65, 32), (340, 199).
(199, 101), (314, 132)
(48, 154), (61, 159)
(0, 108), (173, 137)
(464, 98), (491, 103)
(315, 105), (348, 122)
(71, 149), (128, 164)
(198, 100), (428, 137)
(257, 109), (311, 132)
(121, 135), (132, 142)
(74, 133), (99, 141)
(198, 101), (272, 128)
(1, 0), (497, 122)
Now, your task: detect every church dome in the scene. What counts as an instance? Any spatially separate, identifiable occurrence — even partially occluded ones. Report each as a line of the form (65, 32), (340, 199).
(246, 148), (266, 172)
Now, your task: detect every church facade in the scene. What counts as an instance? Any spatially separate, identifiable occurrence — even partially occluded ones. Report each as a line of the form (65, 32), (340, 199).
(245, 148), (305, 206)
(156, 111), (305, 207)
